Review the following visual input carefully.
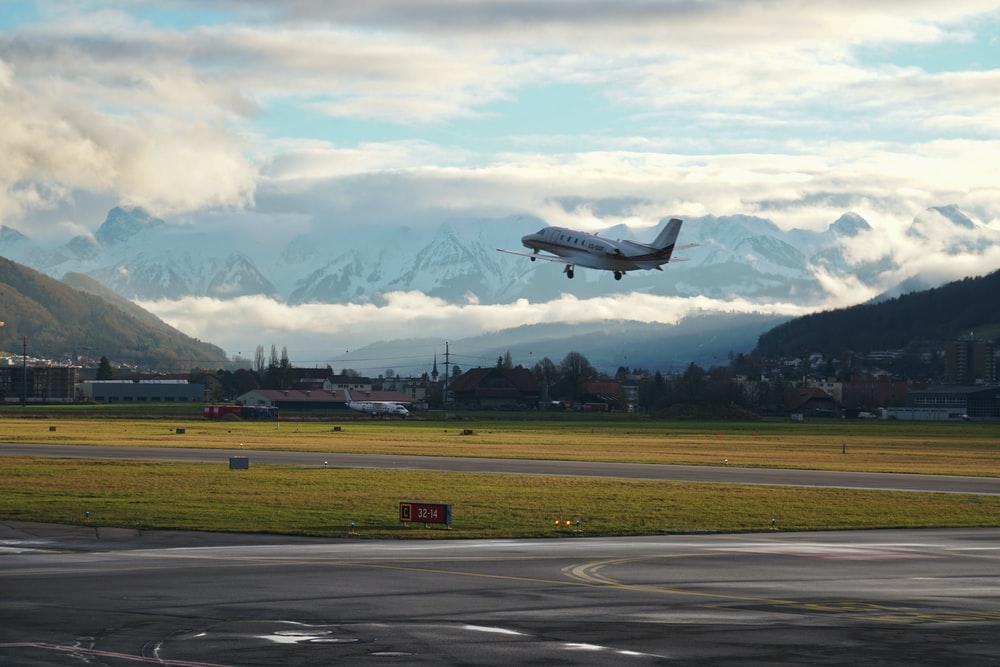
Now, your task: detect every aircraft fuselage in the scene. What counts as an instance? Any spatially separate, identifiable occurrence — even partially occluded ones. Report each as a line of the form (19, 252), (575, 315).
(520, 227), (672, 273)
(498, 217), (692, 280)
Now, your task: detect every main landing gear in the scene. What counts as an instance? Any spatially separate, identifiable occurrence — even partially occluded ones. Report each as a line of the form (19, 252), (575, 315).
(564, 265), (575, 279)
(614, 271), (623, 281)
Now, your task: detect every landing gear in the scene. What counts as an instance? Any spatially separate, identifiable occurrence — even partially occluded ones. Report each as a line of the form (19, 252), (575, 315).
(614, 271), (623, 281)
(564, 265), (575, 279)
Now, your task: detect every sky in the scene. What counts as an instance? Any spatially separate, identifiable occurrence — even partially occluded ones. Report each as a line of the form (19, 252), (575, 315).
(2, 1), (1000, 369)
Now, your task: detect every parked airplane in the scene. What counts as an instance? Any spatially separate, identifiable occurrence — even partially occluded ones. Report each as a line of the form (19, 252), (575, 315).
(344, 389), (409, 417)
(498, 217), (696, 280)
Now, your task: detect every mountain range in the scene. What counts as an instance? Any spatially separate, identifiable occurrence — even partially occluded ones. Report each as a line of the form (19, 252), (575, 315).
(5, 204), (993, 308)
(1, 204), (997, 371)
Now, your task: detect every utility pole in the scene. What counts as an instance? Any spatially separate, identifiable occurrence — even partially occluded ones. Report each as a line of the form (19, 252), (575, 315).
(22, 335), (27, 407)
(443, 341), (450, 406)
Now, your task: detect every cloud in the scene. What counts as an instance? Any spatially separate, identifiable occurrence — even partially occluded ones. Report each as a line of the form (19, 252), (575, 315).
(250, 138), (1000, 235)
(4, 1), (1000, 362)
(0, 44), (257, 224)
(3, 2), (998, 231)
(138, 290), (819, 366)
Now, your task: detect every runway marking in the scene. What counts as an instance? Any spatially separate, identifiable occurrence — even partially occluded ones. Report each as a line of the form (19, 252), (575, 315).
(9, 540), (1000, 629)
(462, 625), (527, 636)
(703, 543), (937, 560)
(560, 554), (1000, 625)
(0, 642), (231, 666)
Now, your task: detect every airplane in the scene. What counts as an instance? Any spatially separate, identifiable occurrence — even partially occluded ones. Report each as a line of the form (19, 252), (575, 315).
(344, 389), (409, 417)
(497, 217), (696, 280)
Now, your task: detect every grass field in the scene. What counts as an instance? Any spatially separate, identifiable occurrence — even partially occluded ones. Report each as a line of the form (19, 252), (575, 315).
(1, 414), (999, 538)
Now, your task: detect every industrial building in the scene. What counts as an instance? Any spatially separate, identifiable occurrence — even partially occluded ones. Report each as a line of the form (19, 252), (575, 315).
(78, 379), (205, 403)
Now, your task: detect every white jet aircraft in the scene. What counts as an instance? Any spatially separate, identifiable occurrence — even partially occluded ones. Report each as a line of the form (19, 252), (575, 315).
(344, 389), (409, 417)
(498, 217), (696, 280)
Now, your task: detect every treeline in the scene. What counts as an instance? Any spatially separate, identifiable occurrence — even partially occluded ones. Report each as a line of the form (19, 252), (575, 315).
(756, 270), (1000, 359)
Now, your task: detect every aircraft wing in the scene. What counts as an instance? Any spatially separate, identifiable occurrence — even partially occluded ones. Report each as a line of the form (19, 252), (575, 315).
(496, 248), (576, 264)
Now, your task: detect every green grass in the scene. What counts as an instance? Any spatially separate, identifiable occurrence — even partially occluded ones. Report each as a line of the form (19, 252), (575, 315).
(2, 415), (999, 538)
(3, 457), (999, 538)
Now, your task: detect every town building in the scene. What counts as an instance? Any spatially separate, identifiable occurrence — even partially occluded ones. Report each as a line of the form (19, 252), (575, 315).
(785, 387), (838, 418)
(842, 374), (907, 408)
(0, 366), (79, 403)
(236, 388), (411, 412)
(78, 379), (204, 403)
(946, 336), (996, 385)
(448, 367), (540, 410)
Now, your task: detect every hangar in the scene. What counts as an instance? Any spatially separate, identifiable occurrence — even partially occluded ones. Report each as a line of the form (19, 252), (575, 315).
(78, 379), (205, 403)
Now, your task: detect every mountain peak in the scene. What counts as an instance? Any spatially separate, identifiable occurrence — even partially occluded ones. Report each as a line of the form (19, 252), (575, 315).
(1, 225), (29, 244)
(828, 212), (871, 237)
(929, 204), (975, 230)
(94, 206), (166, 246)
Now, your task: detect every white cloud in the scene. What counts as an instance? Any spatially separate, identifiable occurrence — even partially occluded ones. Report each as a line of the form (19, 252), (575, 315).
(4, 1), (1000, 359)
(138, 290), (820, 366)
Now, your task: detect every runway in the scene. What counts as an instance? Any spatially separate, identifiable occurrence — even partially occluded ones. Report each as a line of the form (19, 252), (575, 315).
(3, 443), (1000, 495)
(3, 444), (1000, 664)
(2, 523), (999, 665)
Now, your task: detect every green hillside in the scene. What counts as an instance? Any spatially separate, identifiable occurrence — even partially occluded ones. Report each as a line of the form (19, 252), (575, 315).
(0, 257), (229, 370)
(755, 270), (1000, 358)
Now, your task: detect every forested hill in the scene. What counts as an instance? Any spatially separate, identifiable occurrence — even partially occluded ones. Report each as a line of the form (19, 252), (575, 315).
(0, 257), (229, 370)
(754, 269), (1000, 358)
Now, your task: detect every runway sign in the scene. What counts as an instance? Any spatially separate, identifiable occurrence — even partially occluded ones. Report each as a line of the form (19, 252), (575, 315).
(399, 502), (451, 525)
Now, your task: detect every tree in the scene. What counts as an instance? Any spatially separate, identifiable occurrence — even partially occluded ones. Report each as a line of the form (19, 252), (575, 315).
(678, 363), (706, 402)
(531, 357), (559, 403)
(262, 344), (293, 389)
(254, 345), (266, 377)
(559, 351), (597, 400)
(96, 356), (114, 380)
(217, 368), (259, 400)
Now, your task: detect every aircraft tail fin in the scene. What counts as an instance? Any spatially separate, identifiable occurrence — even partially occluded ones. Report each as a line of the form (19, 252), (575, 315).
(652, 218), (683, 251)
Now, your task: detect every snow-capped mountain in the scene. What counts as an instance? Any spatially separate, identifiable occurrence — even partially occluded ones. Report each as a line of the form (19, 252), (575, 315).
(1, 205), (996, 308)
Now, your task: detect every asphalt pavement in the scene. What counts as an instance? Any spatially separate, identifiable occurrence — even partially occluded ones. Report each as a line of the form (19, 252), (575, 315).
(2, 523), (999, 665)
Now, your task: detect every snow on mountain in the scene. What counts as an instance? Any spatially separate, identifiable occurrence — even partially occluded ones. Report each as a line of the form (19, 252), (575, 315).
(2, 204), (995, 310)
(0, 225), (70, 270)
(94, 206), (166, 246)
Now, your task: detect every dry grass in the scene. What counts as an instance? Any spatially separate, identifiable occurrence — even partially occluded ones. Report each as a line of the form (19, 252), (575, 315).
(3, 457), (999, 539)
(3, 417), (998, 475)
(2, 416), (999, 538)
